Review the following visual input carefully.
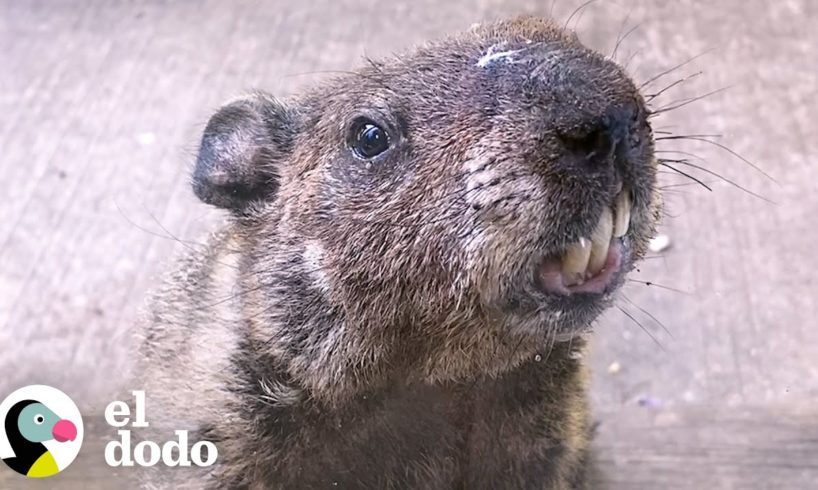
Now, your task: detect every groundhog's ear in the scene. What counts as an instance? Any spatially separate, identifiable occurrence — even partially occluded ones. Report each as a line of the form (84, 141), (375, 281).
(193, 92), (295, 212)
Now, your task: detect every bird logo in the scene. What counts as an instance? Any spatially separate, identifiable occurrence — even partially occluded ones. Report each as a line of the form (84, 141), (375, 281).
(0, 385), (83, 478)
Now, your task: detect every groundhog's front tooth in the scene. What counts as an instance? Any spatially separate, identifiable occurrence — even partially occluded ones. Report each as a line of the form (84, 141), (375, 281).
(613, 190), (632, 238)
(561, 237), (592, 285)
(588, 208), (613, 275)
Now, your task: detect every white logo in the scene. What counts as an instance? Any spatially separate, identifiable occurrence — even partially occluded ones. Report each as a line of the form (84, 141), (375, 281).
(104, 391), (218, 468)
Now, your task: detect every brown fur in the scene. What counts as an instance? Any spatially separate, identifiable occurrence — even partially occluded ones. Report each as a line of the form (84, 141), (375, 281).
(135, 16), (660, 489)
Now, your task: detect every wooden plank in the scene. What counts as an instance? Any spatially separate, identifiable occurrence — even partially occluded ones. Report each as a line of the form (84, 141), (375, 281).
(4, 405), (817, 488)
(592, 404), (818, 489)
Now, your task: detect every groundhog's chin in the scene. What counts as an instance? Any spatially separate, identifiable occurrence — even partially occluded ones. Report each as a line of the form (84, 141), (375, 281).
(509, 287), (622, 342)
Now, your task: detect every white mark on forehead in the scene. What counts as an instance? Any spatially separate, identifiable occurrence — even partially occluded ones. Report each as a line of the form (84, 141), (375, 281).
(303, 239), (331, 293)
(476, 43), (523, 68)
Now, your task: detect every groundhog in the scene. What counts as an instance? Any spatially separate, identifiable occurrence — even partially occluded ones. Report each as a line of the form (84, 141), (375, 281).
(135, 16), (660, 489)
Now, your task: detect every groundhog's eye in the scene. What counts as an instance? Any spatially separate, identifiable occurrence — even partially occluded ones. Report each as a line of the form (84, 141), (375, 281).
(349, 119), (390, 159)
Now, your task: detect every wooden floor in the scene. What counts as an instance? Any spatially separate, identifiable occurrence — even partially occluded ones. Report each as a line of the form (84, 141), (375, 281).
(1, 0), (817, 488)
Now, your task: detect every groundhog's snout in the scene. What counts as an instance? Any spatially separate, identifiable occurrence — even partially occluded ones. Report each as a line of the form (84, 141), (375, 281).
(475, 34), (651, 188)
(540, 69), (649, 295)
(469, 31), (656, 300)
(517, 47), (647, 178)
(539, 105), (641, 295)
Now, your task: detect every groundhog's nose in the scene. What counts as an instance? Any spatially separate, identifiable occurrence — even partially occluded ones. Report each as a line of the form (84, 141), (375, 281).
(555, 103), (639, 173)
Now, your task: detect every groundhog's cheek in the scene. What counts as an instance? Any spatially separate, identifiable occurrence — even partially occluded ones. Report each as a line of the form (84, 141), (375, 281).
(301, 239), (334, 295)
(458, 207), (547, 304)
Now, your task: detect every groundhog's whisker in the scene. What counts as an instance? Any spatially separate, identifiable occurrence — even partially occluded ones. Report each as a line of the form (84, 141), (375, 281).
(638, 48), (715, 89)
(655, 148), (714, 160)
(659, 158), (774, 203)
(661, 209), (686, 220)
(361, 56), (401, 93)
(626, 278), (691, 295)
(621, 48), (643, 72)
(609, 9), (639, 60)
(563, 0), (598, 31)
(199, 263), (333, 311)
(659, 135), (776, 183)
(648, 86), (732, 117)
(114, 200), (245, 268)
(654, 131), (723, 138)
(659, 180), (719, 190)
(657, 161), (713, 191)
(115, 201), (199, 246)
(641, 255), (669, 263)
(621, 294), (673, 339)
(614, 305), (667, 353)
(645, 71), (704, 101)
(615, 304), (667, 352)
(281, 69), (398, 96)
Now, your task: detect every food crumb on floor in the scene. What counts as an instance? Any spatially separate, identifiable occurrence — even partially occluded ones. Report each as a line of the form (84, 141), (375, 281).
(607, 361), (621, 374)
(649, 234), (671, 253)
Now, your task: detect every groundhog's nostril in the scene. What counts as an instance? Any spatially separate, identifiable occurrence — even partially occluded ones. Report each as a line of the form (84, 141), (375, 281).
(557, 104), (637, 169)
(559, 126), (616, 166)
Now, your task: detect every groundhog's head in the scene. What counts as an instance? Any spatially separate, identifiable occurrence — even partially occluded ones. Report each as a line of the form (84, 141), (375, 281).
(193, 17), (660, 399)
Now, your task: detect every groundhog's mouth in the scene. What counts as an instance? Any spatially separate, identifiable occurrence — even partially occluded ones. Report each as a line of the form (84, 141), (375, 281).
(537, 186), (632, 296)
